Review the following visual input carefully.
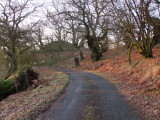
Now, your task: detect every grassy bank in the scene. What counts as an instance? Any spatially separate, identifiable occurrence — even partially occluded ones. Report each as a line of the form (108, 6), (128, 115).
(0, 68), (70, 120)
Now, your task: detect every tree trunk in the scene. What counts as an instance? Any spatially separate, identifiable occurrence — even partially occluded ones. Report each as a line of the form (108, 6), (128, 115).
(140, 48), (153, 59)
(80, 50), (85, 60)
(5, 40), (18, 78)
(5, 54), (18, 79)
(74, 57), (80, 67)
(87, 39), (102, 62)
(128, 43), (153, 65)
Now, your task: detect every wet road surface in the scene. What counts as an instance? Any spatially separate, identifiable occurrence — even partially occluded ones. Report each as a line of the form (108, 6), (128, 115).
(36, 68), (142, 120)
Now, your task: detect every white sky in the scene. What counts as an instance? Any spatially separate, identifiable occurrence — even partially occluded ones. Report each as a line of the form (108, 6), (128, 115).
(25, 0), (53, 23)
(23, 0), (57, 36)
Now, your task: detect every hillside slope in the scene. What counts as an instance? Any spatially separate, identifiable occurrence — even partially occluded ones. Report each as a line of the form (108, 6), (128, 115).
(80, 48), (160, 120)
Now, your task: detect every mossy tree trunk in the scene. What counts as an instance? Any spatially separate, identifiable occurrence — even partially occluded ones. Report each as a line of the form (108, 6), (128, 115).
(4, 45), (18, 79)
(87, 37), (102, 62)
(128, 43), (154, 64)
(139, 47), (153, 59)
(0, 67), (38, 99)
(0, 79), (16, 99)
(74, 57), (80, 67)
(80, 50), (85, 60)
(8, 55), (17, 77)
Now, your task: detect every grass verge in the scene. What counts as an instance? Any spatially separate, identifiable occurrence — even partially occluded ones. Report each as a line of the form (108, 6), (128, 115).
(0, 68), (70, 120)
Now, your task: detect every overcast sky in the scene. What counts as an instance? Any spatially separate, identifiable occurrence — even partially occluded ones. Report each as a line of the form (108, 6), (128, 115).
(20, 0), (57, 36)
(26, 0), (53, 22)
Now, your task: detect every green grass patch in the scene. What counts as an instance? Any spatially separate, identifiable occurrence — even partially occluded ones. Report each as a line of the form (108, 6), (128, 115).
(40, 58), (60, 66)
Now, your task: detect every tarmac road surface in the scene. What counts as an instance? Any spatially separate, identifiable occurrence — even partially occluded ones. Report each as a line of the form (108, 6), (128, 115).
(36, 68), (142, 120)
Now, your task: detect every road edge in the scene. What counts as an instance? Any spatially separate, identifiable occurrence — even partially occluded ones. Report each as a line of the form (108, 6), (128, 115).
(21, 72), (70, 120)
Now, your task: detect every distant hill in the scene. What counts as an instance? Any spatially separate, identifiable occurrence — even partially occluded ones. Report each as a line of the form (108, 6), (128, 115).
(41, 41), (76, 52)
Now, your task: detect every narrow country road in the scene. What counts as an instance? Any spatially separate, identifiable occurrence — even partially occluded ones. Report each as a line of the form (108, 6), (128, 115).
(36, 68), (142, 120)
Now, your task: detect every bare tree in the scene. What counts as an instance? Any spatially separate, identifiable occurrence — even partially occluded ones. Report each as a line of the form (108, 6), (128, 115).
(47, 11), (69, 54)
(62, 0), (112, 61)
(0, 0), (38, 77)
(34, 23), (45, 49)
(65, 18), (86, 49)
(113, 0), (160, 63)
(65, 17), (86, 60)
